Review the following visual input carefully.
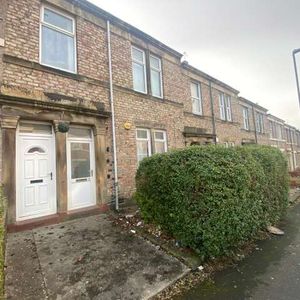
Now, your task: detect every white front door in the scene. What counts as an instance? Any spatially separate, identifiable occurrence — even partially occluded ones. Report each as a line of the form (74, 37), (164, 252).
(17, 125), (56, 221)
(67, 127), (96, 210)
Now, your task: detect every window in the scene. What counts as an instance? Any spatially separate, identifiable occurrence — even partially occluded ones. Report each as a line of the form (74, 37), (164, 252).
(150, 55), (163, 98)
(136, 129), (151, 163)
(219, 93), (232, 121)
(255, 112), (264, 133)
(242, 107), (250, 130)
(154, 130), (167, 153)
(191, 82), (202, 115)
(132, 47), (147, 93)
(41, 6), (76, 73)
(136, 128), (167, 163)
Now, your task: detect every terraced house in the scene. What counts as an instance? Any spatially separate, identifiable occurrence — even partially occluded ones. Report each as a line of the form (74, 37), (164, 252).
(0, 0), (299, 227)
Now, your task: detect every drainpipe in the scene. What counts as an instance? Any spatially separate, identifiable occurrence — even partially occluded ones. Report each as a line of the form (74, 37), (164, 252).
(107, 20), (119, 210)
(289, 129), (296, 171)
(209, 81), (217, 144)
(251, 104), (258, 144)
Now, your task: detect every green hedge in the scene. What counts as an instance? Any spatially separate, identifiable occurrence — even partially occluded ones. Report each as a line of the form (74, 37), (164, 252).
(135, 145), (289, 259)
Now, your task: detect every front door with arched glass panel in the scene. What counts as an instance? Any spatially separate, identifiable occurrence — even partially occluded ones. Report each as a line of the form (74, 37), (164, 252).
(17, 123), (57, 221)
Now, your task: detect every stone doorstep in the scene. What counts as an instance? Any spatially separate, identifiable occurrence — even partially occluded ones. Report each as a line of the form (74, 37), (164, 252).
(7, 204), (109, 233)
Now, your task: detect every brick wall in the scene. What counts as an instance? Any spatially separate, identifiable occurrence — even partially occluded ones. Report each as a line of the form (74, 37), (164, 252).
(1, 0), (299, 202)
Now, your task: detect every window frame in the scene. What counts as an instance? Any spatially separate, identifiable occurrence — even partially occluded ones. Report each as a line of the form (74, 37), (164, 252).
(40, 5), (77, 73)
(191, 82), (203, 115)
(149, 54), (163, 98)
(131, 46), (148, 94)
(136, 128), (151, 163)
(255, 112), (264, 134)
(242, 106), (250, 130)
(219, 93), (232, 121)
(153, 130), (168, 153)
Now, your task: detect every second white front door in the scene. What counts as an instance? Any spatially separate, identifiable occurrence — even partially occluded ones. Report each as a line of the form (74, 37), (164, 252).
(67, 127), (96, 210)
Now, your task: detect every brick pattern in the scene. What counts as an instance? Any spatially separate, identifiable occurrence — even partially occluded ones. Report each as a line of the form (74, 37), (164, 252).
(1, 0), (300, 203)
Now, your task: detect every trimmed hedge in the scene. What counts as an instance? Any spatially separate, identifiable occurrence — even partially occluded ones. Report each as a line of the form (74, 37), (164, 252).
(135, 145), (289, 259)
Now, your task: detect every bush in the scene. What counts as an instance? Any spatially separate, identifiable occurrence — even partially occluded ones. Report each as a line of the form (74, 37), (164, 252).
(135, 145), (289, 259)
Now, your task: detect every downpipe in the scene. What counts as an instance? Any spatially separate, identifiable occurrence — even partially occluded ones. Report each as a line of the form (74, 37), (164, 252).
(107, 20), (119, 210)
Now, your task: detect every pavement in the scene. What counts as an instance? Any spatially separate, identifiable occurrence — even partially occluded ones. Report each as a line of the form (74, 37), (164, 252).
(5, 214), (189, 300)
(179, 199), (300, 300)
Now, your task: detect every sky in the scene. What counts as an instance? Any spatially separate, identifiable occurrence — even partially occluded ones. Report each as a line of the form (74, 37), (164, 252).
(89, 0), (300, 128)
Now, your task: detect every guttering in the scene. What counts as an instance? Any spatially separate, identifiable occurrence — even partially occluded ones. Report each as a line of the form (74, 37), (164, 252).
(107, 20), (119, 210)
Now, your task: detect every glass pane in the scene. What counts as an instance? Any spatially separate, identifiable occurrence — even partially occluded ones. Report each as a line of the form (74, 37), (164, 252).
(191, 83), (199, 98)
(192, 98), (201, 114)
(71, 143), (90, 179)
(155, 141), (165, 154)
(150, 56), (160, 69)
(41, 26), (75, 72)
(27, 147), (46, 154)
(44, 8), (73, 33)
(137, 129), (148, 139)
(137, 141), (149, 157)
(132, 47), (144, 62)
(155, 131), (164, 140)
(19, 123), (52, 134)
(151, 70), (162, 97)
(133, 62), (146, 92)
(69, 127), (91, 139)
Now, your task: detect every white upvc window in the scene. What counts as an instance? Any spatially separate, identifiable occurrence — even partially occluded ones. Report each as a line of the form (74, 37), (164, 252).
(132, 46), (147, 93)
(40, 6), (76, 73)
(150, 55), (163, 98)
(191, 82), (202, 115)
(219, 93), (231, 121)
(154, 130), (167, 154)
(256, 112), (264, 133)
(136, 128), (151, 163)
(219, 94), (226, 120)
(242, 107), (250, 130)
(225, 95), (232, 121)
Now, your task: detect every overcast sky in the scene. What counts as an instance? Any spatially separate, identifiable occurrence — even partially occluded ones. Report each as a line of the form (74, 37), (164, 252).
(89, 0), (300, 128)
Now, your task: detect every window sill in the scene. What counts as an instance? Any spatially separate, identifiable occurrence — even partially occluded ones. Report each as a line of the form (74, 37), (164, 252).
(40, 62), (77, 75)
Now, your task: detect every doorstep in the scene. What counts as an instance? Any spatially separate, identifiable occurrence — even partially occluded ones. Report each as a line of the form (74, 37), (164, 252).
(7, 204), (109, 233)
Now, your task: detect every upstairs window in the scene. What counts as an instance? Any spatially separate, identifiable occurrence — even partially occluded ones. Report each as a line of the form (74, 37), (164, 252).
(132, 47), (147, 93)
(191, 82), (202, 115)
(219, 93), (232, 121)
(242, 106), (250, 130)
(150, 55), (163, 98)
(255, 112), (264, 133)
(41, 6), (76, 73)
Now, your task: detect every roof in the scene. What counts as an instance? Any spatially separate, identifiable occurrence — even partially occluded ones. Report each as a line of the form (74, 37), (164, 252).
(267, 114), (286, 123)
(238, 97), (268, 112)
(75, 0), (182, 58)
(182, 63), (239, 94)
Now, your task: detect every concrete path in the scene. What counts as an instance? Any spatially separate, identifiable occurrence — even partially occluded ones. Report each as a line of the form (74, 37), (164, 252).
(5, 214), (188, 300)
(179, 201), (300, 300)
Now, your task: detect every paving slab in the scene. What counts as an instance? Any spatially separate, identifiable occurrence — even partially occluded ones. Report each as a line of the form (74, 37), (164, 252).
(5, 214), (189, 299)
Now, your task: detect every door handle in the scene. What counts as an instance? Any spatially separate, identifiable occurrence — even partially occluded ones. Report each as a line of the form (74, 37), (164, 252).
(49, 172), (53, 180)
